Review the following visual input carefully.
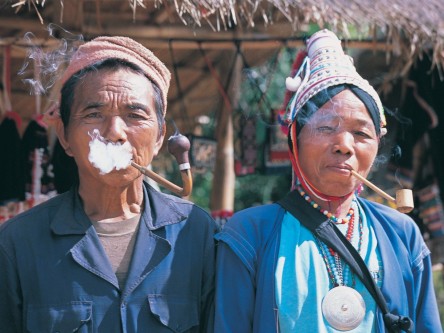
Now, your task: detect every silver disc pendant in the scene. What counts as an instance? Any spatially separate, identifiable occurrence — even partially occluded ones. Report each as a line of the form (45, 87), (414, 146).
(322, 286), (366, 331)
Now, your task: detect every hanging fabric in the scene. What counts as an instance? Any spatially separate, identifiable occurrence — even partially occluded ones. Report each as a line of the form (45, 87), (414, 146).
(21, 54), (55, 205)
(263, 108), (291, 174)
(0, 116), (25, 204)
(234, 113), (257, 176)
(232, 45), (260, 176)
(2, 45), (22, 130)
(387, 55), (444, 265)
(0, 45), (25, 204)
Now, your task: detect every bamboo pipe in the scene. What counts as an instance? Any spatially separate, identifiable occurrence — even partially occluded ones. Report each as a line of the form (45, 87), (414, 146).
(131, 133), (193, 197)
(350, 170), (413, 213)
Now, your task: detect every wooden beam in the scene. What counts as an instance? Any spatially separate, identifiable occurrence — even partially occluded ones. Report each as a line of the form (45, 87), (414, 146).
(143, 38), (390, 51)
(209, 52), (239, 215)
(0, 18), (47, 33)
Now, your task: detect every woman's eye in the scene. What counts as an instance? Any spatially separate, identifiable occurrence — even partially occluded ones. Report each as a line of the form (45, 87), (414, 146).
(317, 126), (335, 133)
(354, 130), (372, 138)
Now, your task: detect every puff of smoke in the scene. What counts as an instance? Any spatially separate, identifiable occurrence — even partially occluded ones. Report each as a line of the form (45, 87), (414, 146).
(88, 129), (133, 175)
(18, 23), (83, 97)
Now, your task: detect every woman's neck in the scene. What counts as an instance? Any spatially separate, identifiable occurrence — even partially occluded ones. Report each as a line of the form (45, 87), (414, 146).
(295, 180), (355, 221)
(316, 195), (355, 219)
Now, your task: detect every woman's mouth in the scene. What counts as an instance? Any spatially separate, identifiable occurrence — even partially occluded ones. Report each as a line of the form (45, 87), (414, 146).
(327, 164), (353, 175)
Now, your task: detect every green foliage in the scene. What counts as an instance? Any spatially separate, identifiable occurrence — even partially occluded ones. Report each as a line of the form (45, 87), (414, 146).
(234, 171), (292, 211)
(232, 47), (298, 211)
(163, 47), (299, 213)
(189, 170), (213, 210)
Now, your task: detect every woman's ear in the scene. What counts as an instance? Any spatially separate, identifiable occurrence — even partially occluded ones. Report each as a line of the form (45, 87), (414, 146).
(55, 118), (74, 157)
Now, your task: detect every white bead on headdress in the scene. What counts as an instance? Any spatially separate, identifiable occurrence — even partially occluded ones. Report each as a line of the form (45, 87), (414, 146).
(284, 29), (387, 135)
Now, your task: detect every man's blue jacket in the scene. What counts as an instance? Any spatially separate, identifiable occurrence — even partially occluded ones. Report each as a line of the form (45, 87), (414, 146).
(0, 181), (217, 333)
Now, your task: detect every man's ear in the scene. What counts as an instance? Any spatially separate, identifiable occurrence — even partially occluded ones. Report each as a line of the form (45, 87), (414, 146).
(153, 123), (166, 157)
(55, 118), (74, 157)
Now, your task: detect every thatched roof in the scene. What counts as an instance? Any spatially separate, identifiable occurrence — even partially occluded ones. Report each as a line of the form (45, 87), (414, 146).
(1, 0), (444, 136)
(8, 1), (444, 62)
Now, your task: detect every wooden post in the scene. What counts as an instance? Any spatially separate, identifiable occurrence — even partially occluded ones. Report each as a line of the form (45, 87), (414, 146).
(209, 52), (242, 216)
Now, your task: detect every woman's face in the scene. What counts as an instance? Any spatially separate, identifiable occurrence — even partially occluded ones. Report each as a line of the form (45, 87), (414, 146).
(57, 67), (164, 187)
(297, 89), (379, 197)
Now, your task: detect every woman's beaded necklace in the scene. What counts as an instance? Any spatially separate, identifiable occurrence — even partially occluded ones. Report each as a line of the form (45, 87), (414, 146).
(296, 184), (364, 287)
(296, 183), (353, 224)
(315, 210), (364, 287)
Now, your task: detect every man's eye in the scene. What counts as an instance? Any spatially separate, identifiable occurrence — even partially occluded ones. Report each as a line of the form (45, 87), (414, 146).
(85, 112), (102, 119)
(127, 105), (149, 119)
(128, 112), (147, 119)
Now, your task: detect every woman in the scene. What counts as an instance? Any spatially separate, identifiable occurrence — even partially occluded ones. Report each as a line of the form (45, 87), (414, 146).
(0, 36), (216, 332)
(214, 30), (441, 332)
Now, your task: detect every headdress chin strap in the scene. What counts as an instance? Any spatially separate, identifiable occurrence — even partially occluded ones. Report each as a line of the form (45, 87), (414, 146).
(288, 123), (354, 202)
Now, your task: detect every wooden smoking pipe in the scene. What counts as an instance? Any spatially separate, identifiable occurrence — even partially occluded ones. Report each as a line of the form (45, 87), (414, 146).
(131, 133), (193, 197)
(350, 170), (414, 213)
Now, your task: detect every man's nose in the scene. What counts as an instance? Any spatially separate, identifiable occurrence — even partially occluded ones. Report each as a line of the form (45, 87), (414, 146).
(102, 115), (128, 142)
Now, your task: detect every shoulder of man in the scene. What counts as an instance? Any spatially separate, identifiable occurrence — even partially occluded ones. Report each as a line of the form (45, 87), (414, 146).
(0, 191), (70, 248)
(145, 183), (217, 232)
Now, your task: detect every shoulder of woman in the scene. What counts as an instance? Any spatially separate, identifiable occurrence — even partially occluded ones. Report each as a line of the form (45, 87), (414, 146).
(359, 197), (426, 247)
(227, 202), (282, 226)
(359, 198), (415, 224)
(215, 203), (284, 273)
(217, 203), (284, 247)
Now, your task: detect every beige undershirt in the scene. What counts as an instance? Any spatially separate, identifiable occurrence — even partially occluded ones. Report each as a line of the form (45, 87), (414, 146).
(91, 214), (141, 289)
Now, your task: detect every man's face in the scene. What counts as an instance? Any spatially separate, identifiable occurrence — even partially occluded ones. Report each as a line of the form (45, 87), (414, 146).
(57, 67), (164, 187)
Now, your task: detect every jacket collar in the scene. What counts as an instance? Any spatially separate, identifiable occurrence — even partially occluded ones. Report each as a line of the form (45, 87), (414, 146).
(50, 181), (188, 235)
(140, 181), (188, 230)
(50, 187), (92, 235)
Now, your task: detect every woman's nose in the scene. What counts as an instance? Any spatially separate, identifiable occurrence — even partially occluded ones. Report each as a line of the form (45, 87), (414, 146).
(332, 131), (354, 155)
(102, 115), (127, 142)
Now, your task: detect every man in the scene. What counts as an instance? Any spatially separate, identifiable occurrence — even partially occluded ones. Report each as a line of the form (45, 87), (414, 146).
(0, 36), (217, 332)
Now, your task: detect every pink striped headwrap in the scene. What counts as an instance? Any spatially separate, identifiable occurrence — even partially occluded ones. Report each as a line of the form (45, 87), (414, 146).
(46, 36), (170, 123)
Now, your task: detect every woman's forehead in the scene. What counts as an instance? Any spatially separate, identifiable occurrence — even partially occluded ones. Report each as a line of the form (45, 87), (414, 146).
(307, 103), (373, 126)
(313, 92), (369, 117)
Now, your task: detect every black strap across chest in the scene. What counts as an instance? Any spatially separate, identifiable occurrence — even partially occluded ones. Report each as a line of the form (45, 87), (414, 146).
(277, 191), (413, 333)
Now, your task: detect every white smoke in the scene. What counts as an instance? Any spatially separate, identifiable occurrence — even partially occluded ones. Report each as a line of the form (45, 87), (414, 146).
(88, 129), (133, 174)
